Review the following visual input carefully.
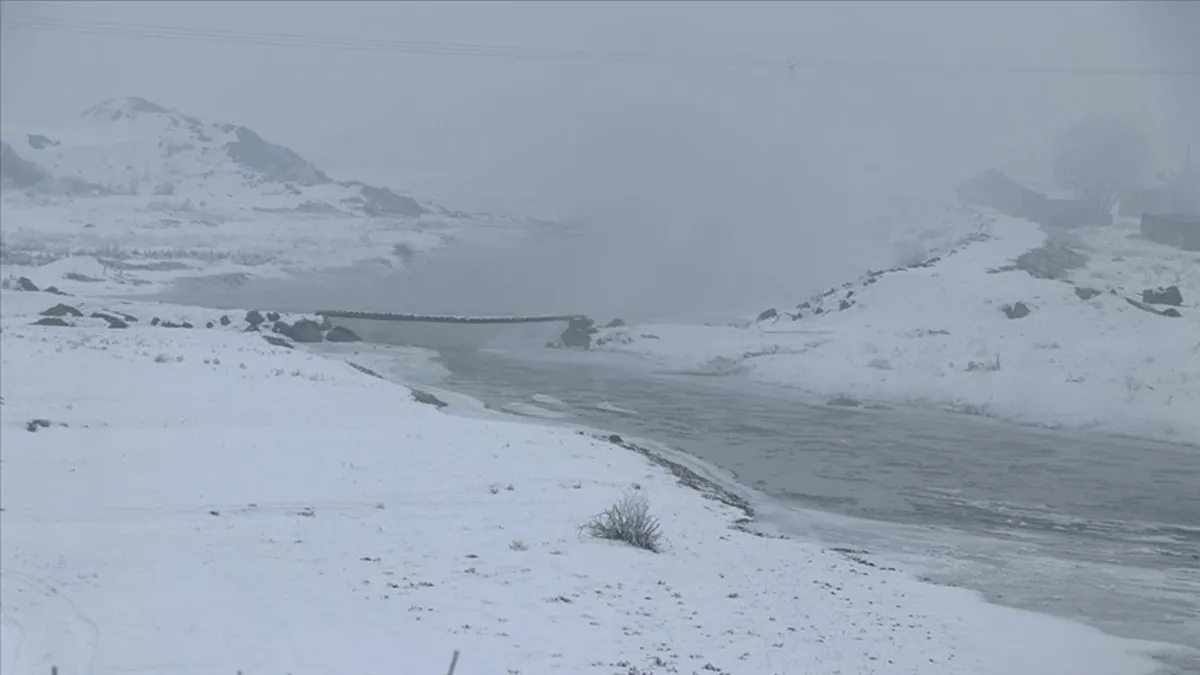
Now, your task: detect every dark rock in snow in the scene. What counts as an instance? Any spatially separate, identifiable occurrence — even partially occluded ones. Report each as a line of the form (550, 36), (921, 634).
(26, 418), (52, 433)
(1125, 297), (1180, 318)
(560, 316), (596, 349)
(756, 308), (778, 322)
(90, 312), (129, 329)
(225, 126), (329, 186)
(181, 321), (194, 329)
(286, 319), (324, 343)
(16, 276), (39, 292)
(266, 311), (281, 322)
(1001, 302), (1030, 319)
(839, 299), (853, 311)
(40, 303), (83, 317)
(271, 320), (290, 335)
(219, 314), (232, 326)
(604, 318), (627, 328)
(325, 325), (362, 342)
(44, 286), (69, 296)
(151, 317), (161, 326)
(1142, 286), (1183, 307)
(411, 388), (449, 409)
(245, 310), (265, 326)
(159, 321), (187, 329)
(26, 134), (60, 150)
(262, 335), (294, 349)
(32, 317), (70, 327)
(1, 142), (49, 189)
(1074, 287), (1102, 301)
(206, 321), (214, 329)
(1161, 308), (1183, 318)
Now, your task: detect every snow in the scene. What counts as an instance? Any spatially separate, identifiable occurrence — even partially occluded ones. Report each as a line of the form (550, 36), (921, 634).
(0, 288), (1182, 675)
(593, 208), (1200, 446)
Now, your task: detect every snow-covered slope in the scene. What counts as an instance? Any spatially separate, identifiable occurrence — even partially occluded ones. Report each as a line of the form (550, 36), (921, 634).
(0, 97), (530, 286)
(592, 206), (1200, 445)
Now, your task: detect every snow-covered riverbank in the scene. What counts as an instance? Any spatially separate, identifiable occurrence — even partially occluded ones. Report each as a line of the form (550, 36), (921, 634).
(593, 210), (1200, 446)
(2, 285), (1186, 675)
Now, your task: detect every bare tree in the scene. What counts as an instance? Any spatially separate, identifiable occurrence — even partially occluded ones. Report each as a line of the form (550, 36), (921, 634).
(1051, 116), (1153, 211)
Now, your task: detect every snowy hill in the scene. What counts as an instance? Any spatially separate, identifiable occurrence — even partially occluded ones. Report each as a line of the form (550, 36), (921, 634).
(1, 97), (425, 217)
(592, 204), (1200, 445)
(0, 97), (546, 289)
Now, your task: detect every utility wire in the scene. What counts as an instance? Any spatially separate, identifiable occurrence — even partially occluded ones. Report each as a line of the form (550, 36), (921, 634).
(5, 16), (1199, 78)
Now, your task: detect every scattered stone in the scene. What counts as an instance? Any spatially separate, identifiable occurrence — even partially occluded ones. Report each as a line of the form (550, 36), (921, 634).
(1142, 285), (1183, 307)
(271, 320), (290, 334)
(604, 318), (627, 328)
(286, 319), (324, 343)
(181, 321), (194, 329)
(31, 317), (70, 327)
(608, 434), (624, 444)
(245, 310), (265, 327)
(411, 388), (449, 409)
(151, 317), (161, 326)
(261, 335), (294, 349)
(560, 316), (596, 349)
(16, 277), (38, 292)
(1074, 287), (1102, 301)
(838, 299), (853, 311)
(1001, 302), (1030, 319)
(266, 311), (281, 322)
(1124, 297), (1180, 318)
(40, 303), (83, 318)
(219, 314), (231, 326)
(26, 419), (52, 433)
(206, 321), (214, 329)
(44, 286), (69, 296)
(325, 325), (361, 342)
(160, 321), (188, 329)
(90, 312), (129, 329)
(756, 308), (778, 322)
(347, 362), (383, 379)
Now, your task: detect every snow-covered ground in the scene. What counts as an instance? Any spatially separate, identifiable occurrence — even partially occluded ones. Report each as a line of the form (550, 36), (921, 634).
(592, 208), (1200, 446)
(1, 287), (1185, 675)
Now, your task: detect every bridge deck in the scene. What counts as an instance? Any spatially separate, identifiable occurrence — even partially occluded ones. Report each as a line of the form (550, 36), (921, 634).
(315, 310), (583, 325)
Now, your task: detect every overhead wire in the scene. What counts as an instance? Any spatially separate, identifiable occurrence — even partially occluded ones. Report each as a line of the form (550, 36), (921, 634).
(4, 15), (1200, 79)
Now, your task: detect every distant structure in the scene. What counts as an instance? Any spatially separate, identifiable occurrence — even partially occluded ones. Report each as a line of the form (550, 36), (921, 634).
(1141, 213), (1200, 251)
(955, 168), (1112, 227)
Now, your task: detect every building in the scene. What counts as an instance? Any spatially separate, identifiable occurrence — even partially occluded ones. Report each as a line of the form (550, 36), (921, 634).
(954, 169), (1047, 220)
(1141, 213), (1200, 251)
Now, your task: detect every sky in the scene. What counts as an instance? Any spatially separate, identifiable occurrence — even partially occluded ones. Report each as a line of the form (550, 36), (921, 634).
(2, 1), (1197, 318)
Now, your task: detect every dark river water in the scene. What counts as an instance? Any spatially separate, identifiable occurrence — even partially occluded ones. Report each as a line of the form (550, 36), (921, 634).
(153, 234), (1200, 673)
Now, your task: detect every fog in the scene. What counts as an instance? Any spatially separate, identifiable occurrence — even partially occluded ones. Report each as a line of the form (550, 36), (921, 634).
(2, 1), (1195, 320)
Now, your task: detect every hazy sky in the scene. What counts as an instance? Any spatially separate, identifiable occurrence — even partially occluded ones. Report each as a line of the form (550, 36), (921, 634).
(2, 1), (1196, 317)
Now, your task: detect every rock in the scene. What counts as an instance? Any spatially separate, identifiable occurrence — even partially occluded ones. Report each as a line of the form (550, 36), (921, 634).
(106, 310), (138, 322)
(1124, 297), (1180, 317)
(1001, 302), (1030, 319)
(32, 317), (71, 327)
(160, 321), (186, 328)
(151, 317), (161, 326)
(560, 327), (592, 348)
(1142, 286), (1183, 307)
(1074, 287), (1102, 301)
(40, 303), (83, 317)
(266, 311), (281, 322)
(206, 321), (214, 328)
(411, 388), (449, 409)
(604, 318), (627, 328)
(90, 312), (129, 329)
(325, 325), (361, 342)
(16, 277), (38, 292)
(756, 308), (778, 322)
(181, 321), (194, 329)
(44, 286), (69, 296)
(245, 310), (265, 327)
(262, 335), (294, 349)
(838, 299), (853, 311)
(1162, 308), (1183, 318)
(26, 419), (52, 433)
(271, 320), (290, 334)
(243, 325), (260, 333)
(219, 314), (231, 326)
(287, 319), (325, 343)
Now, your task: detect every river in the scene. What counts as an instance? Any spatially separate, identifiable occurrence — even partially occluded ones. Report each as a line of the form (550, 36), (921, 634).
(152, 233), (1200, 674)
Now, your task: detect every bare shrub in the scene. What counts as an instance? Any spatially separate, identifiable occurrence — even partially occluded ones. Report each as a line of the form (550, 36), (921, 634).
(582, 490), (663, 553)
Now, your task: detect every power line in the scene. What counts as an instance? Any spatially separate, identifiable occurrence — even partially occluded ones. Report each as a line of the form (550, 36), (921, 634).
(5, 16), (1199, 79)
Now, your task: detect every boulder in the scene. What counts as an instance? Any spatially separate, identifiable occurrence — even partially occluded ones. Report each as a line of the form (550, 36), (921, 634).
(325, 325), (362, 343)
(44, 286), (69, 296)
(604, 318), (627, 328)
(16, 277), (38, 292)
(90, 312), (129, 329)
(1001, 302), (1030, 319)
(286, 319), (324, 343)
(560, 327), (593, 349)
(756, 308), (778, 322)
(245, 310), (265, 327)
(1074, 286), (1102, 301)
(219, 314), (231, 326)
(266, 311), (281, 322)
(40, 303), (83, 317)
(1142, 286), (1183, 307)
(31, 317), (70, 327)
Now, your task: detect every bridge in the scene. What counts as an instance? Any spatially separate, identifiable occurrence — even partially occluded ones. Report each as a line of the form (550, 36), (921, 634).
(315, 309), (588, 325)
